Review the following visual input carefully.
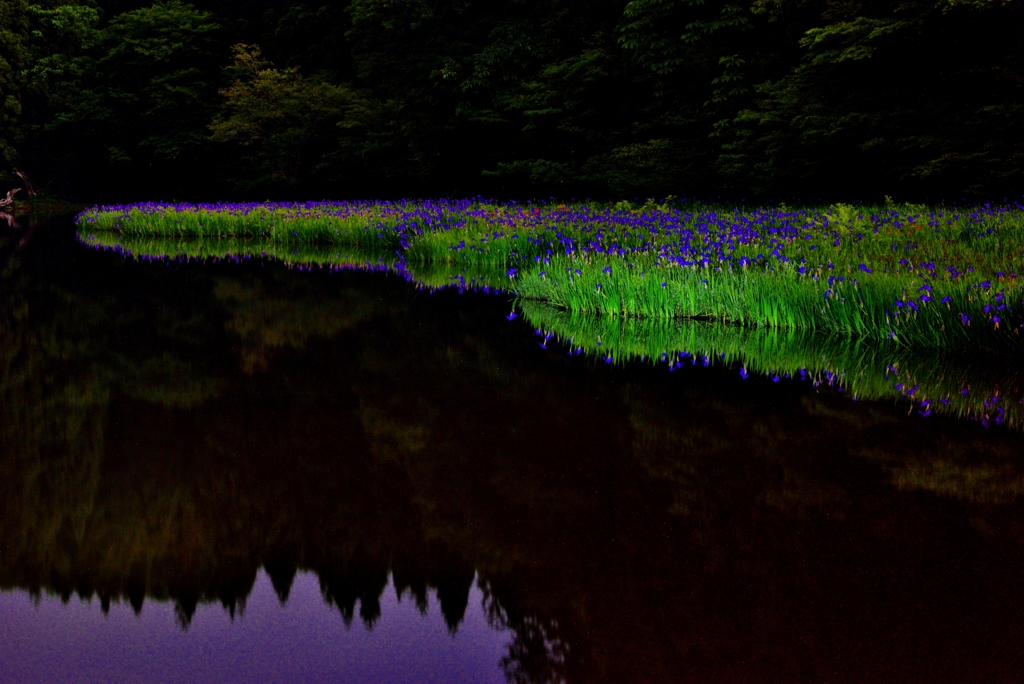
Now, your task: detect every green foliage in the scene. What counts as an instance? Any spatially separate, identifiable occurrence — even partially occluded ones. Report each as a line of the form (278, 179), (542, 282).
(0, 1), (97, 167)
(0, 0), (31, 169)
(4, 0), (1023, 200)
(515, 254), (1020, 350)
(82, 199), (1024, 352)
(100, 1), (220, 159)
(81, 228), (401, 270)
(718, 0), (1024, 198)
(23, 1), (220, 198)
(79, 202), (408, 252)
(210, 44), (354, 189)
(520, 300), (1024, 426)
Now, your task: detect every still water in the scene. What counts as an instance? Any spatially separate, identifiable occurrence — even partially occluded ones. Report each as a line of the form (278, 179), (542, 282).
(2, 215), (1024, 682)
(0, 572), (509, 684)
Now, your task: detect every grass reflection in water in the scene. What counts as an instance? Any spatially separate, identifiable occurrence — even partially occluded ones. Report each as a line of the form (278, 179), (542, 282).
(79, 230), (1024, 429)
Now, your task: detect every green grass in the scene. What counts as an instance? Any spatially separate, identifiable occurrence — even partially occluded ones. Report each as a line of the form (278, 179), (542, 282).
(78, 202), (411, 252)
(77, 199), (1024, 351)
(79, 231), (400, 271)
(79, 227), (1024, 427)
(513, 253), (1020, 350)
(519, 300), (1024, 428)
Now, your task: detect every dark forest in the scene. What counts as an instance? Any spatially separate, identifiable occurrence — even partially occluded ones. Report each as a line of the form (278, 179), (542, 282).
(1, 0), (1022, 202)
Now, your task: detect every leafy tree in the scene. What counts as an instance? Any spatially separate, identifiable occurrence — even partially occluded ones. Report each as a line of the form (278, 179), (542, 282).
(720, 0), (1024, 200)
(210, 43), (353, 191)
(340, 0), (507, 193)
(0, 0), (32, 175)
(5, 0), (1022, 200)
(1, 1), (99, 188)
(30, 1), (221, 199)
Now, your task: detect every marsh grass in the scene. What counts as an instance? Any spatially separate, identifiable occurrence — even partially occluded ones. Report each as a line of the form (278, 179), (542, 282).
(78, 199), (1024, 349)
(79, 231), (509, 294)
(514, 253), (1020, 350)
(79, 227), (1024, 427)
(80, 231), (401, 271)
(78, 202), (410, 252)
(520, 300), (1024, 428)
(403, 260), (512, 293)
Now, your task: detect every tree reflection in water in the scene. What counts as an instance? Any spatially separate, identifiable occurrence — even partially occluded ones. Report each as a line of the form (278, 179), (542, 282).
(2, 216), (1024, 683)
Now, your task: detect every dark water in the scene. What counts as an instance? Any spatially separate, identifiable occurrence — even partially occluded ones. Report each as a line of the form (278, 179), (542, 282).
(3, 215), (1024, 683)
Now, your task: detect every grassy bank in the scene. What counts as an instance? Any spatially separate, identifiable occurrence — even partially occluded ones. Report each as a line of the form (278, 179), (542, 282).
(77, 199), (1024, 350)
(79, 230), (400, 272)
(78, 228), (1024, 428)
(520, 301), (1024, 428)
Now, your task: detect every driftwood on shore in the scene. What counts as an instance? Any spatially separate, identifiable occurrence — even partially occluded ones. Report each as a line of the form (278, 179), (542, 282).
(0, 188), (21, 208)
(13, 168), (35, 196)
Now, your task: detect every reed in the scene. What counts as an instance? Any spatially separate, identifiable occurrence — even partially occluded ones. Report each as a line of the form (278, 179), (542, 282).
(79, 230), (400, 272)
(77, 198), (1024, 349)
(77, 201), (414, 252)
(519, 300), (1024, 428)
(513, 253), (1022, 350)
(78, 228), (1024, 428)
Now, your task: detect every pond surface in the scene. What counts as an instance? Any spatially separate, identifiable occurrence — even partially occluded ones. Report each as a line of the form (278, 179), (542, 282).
(0, 571), (508, 684)
(3, 215), (1024, 683)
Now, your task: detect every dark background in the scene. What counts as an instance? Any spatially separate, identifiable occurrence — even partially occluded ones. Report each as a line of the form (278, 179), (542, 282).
(1, 0), (1022, 203)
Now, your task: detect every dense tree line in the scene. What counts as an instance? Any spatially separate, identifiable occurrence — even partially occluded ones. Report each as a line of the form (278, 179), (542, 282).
(1, 0), (1021, 202)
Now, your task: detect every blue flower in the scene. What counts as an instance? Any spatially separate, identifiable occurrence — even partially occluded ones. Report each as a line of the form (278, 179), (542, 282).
(858, 263), (873, 273)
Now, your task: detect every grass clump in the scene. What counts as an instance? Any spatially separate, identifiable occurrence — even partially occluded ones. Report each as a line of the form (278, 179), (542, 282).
(79, 230), (400, 273)
(519, 300), (1024, 428)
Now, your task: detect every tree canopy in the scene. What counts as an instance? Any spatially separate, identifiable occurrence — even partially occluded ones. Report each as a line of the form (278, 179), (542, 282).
(1, 0), (1020, 201)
